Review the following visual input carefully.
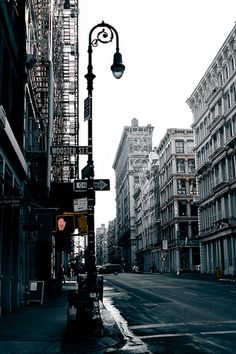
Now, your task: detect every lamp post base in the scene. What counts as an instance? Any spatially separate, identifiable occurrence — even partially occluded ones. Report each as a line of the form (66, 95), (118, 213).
(67, 274), (103, 331)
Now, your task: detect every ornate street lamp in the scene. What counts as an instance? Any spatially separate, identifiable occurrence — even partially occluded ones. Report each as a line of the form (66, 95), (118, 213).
(83, 22), (125, 289)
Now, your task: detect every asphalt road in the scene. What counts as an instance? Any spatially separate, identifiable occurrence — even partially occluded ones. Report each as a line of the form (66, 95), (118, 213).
(103, 273), (236, 353)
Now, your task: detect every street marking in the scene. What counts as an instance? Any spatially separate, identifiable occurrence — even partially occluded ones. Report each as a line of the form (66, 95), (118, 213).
(139, 330), (236, 340)
(183, 291), (198, 296)
(130, 319), (236, 330)
(140, 333), (192, 339)
(201, 330), (236, 335)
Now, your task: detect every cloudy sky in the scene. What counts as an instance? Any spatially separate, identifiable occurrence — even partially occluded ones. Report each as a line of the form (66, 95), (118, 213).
(78, 0), (236, 228)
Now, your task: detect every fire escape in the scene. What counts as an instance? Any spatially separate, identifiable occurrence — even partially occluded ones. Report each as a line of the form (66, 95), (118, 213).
(24, 0), (50, 200)
(51, 0), (79, 183)
(25, 0), (79, 194)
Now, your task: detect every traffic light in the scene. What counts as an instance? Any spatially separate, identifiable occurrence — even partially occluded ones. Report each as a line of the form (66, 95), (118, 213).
(76, 213), (88, 235)
(55, 215), (75, 252)
(56, 215), (74, 233)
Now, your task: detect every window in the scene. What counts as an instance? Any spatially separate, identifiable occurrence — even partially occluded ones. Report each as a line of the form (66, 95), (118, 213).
(175, 140), (184, 153)
(179, 222), (188, 238)
(176, 159), (185, 173)
(189, 180), (196, 194)
(188, 159), (195, 173)
(218, 72), (223, 86)
(191, 222), (198, 237)
(187, 140), (194, 154)
(230, 56), (235, 72)
(233, 86), (236, 102)
(4, 165), (13, 197)
(178, 201), (187, 216)
(177, 179), (186, 194)
(227, 93), (231, 109)
(224, 65), (229, 80)
(190, 203), (198, 216)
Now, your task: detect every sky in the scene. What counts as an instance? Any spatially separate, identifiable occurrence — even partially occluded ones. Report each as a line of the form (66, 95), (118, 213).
(78, 0), (236, 229)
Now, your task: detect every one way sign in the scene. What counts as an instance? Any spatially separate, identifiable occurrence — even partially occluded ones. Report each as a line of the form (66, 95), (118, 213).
(74, 179), (110, 192)
(93, 179), (110, 191)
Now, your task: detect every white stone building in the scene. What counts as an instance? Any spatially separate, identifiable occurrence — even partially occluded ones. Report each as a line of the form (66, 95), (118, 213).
(113, 118), (154, 271)
(187, 24), (236, 275)
(134, 151), (161, 272)
(156, 129), (199, 273)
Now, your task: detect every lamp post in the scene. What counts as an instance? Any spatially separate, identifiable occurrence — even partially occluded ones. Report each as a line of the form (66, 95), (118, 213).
(84, 22), (125, 290)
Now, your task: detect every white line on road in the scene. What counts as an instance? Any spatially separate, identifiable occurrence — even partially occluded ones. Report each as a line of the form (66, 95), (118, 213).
(183, 291), (198, 296)
(139, 330), (236, 340)
(130, 320), (236, 330)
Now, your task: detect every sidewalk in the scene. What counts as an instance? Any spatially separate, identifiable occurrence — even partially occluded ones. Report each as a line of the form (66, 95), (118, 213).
(0, 285), (123, 354)
(162, 271), (236, 283)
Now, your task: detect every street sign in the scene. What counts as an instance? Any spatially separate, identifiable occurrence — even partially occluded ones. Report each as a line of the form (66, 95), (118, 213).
(93, 179), (110, 191)
(74, 181), (87, 191)
(74, 179), (110, 192)
(84, 96), (92, 121)
(73, 198), (88, 212)
(0, 198), (22, 207)
(50, 146), (88, 155)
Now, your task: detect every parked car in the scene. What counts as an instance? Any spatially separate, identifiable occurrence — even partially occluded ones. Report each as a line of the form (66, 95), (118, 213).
(98, 263), (122, 275)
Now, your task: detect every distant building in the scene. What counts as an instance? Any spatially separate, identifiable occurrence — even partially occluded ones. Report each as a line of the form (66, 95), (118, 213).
(113, 118), (154, 271)
(96, 224), (107, 265)
(156, 129), (199, 273)
(187, 23), (236, 275)
(107, 220), (117, 264)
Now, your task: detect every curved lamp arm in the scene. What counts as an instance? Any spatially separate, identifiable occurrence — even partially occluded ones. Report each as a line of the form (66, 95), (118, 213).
(85, 21), (125, 95)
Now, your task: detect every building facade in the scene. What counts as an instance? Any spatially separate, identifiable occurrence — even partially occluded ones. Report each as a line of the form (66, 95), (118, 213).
(134, 151), (161, 272)
(113, 118), (154, 271)
(187, 24), (236, 275)
(156, 129), (199, 273)
(0, 1), (35, 316)
(106, 220), (117, 264)
(0, 0), (80, 315)
(95, 224), (108, 266)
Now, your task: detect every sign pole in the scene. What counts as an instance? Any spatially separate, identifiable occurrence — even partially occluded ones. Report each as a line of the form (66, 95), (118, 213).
(85, 41), (97, 290)
(81, 21), (125, 327)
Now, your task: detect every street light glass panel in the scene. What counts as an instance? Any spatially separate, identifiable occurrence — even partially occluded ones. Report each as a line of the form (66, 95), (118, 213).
(111, 52), (125, 79)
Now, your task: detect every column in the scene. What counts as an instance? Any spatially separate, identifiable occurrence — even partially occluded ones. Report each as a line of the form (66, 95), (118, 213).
(232, 236), (236, 274)
(200, 242), (205, 273)
(223, 239), (228, 275)
(176, 248), (180, 274)
(206, 243), (210, 273)
(233, 154), (236, 178)
(189, 247), (193, 270)
(225, 157), (230, 181)
(210, 242), (214, 272)
(223, 123), (227, 144)
(221, 195), (226, 219)
(227, 193), (232, 219)
(218, 240), (222, 269)
(219, 162), (223, 183)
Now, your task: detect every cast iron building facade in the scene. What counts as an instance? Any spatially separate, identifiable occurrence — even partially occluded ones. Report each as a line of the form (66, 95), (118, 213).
(113, 118), (154, 271)
(187, 23), (236, 275)
(156, 129), (199, 273)
(134, 151), (160, 272)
